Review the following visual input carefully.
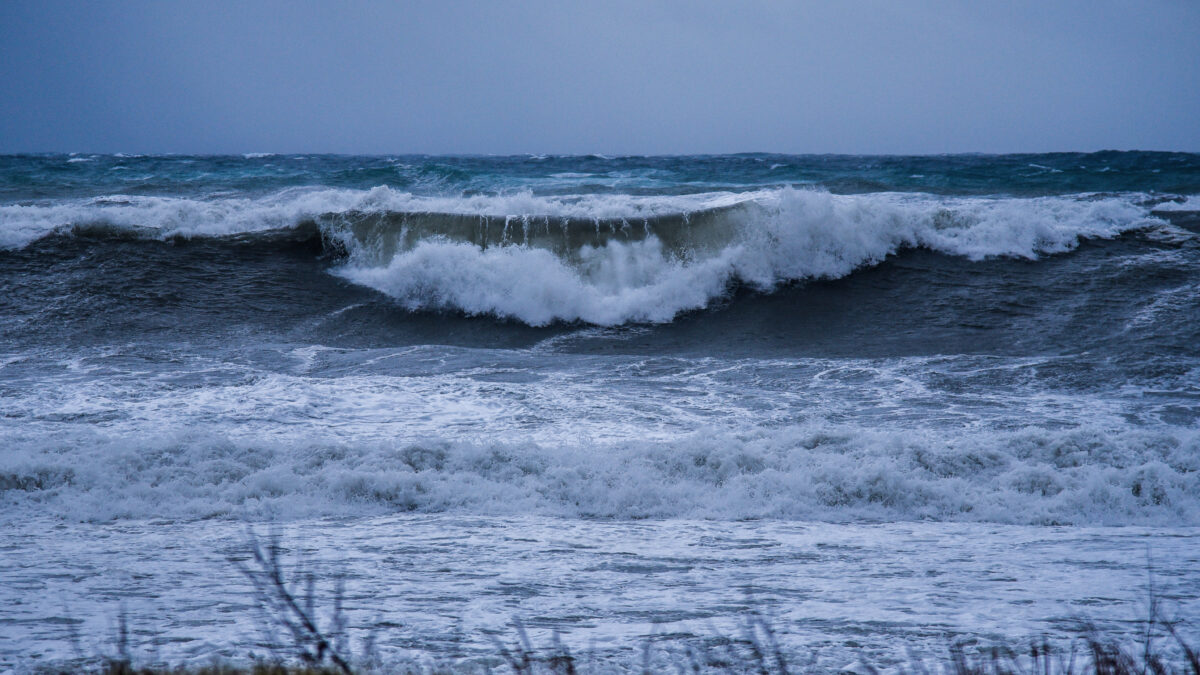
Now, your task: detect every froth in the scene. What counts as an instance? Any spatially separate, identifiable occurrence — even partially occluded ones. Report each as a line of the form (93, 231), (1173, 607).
(336, 238), (735, 325)
(2, 422), (1195, 525)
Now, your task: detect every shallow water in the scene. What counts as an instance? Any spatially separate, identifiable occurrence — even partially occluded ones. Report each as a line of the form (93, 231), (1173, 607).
(2, 516), (1198, 671)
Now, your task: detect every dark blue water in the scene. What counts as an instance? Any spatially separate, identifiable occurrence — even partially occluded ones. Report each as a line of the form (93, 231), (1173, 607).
(3, 151), (1199, 200)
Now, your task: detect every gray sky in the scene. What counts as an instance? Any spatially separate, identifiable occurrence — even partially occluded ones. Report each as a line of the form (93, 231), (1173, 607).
(1, 0), (1197, 155)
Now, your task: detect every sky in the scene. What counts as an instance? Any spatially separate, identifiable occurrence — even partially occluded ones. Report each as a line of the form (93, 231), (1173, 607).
(1, 0), (1198, 155)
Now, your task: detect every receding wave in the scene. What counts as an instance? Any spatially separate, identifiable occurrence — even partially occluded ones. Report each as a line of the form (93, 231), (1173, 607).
(0, 186), (1171, 325)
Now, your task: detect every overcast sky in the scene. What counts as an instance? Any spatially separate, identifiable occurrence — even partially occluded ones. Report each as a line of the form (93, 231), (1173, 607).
(1, 0), (1197, 155)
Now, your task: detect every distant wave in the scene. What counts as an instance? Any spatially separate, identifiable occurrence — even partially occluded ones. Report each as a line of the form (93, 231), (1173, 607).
(0, 186), (1171, 325)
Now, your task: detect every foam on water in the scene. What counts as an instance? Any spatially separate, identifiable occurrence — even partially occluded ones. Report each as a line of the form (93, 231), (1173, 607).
(0, 423), (1195, 525)
(18, 286), (1200, 525)
(1152, 195), (1200, 211)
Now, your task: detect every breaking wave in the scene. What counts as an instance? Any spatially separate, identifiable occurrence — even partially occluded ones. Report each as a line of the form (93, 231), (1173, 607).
(2, 422), (1196, 525)
(329, 188), (1165, 325)
(0, 186), (1168, 325)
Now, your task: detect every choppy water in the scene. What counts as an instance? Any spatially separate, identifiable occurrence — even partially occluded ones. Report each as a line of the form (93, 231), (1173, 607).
(1, 152), (1198, 670)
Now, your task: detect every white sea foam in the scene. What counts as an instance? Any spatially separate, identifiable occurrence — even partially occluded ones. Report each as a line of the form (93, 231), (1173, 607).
(1, 420), (1196, 525)
(3, 342), (1193, 526)
(338, 238), (736, 325)
(1152, 196), (1200, 211)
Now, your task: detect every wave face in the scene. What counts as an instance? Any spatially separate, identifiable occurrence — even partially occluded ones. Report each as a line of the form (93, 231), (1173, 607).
(1, 152), (1199, 527)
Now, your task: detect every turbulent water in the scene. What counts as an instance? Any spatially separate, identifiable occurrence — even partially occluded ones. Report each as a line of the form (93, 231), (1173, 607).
(1, 153), (1199, 670)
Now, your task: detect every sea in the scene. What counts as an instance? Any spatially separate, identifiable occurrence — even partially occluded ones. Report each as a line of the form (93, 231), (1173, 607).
(1, 152), (1198, 671)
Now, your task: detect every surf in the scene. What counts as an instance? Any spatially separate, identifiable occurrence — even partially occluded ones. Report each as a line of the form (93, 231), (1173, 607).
(0, 184), (1175, 326)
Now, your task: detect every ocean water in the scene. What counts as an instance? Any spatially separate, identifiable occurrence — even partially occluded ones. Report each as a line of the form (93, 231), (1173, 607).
(1, 152), (1198, 670)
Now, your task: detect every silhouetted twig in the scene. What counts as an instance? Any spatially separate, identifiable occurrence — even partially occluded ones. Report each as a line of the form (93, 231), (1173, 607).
(230, 531), (353, 675)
